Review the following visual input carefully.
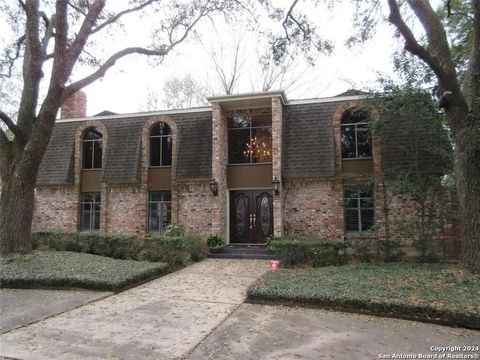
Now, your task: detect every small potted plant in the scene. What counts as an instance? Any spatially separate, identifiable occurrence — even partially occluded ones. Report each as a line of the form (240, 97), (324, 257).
(206, 234), (224, 253)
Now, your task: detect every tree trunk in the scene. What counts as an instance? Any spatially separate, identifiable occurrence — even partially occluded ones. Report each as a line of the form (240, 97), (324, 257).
(455, 125), (480, 272)
(0, 171), (36, 254)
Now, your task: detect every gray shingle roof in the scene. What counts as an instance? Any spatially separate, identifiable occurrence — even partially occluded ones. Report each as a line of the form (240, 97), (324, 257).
(37, 110), (213, 185)
(282, 102), (337, 178)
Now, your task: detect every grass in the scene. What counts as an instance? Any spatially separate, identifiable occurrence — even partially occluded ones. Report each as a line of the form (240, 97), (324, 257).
(0, 251), (169, 291)
(247, 263), (480, 328)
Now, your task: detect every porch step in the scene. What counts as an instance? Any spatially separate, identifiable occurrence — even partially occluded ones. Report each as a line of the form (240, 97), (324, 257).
(207, 245), (277, 260)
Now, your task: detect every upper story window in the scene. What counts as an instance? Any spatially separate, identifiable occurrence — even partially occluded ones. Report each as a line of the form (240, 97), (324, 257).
(341, 108), (372, 159)
(228, 108), (272, 164)
(150, 122), (172, 167)
(82, 128), (103, 169)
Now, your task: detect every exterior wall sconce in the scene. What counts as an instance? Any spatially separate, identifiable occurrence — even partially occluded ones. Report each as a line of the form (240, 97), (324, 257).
(272, 176), (280, 195)
(209, 179), (218, 196)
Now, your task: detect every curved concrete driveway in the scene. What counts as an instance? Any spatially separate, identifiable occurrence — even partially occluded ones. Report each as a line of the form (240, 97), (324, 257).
(0, 259), (269, 360)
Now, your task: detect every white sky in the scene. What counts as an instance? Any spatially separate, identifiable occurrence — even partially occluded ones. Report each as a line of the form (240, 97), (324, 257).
(1, 0), (441, 117)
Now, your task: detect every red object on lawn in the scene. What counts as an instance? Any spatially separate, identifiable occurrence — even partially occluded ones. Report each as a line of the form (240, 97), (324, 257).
(269, 260), (280, 271)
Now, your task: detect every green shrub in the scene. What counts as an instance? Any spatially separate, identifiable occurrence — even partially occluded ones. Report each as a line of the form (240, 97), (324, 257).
(164, 224), (186, 237)
(140, 236), (203, 268)
(32, 231), (204, 268)
(206, 234), (224, 248)
(378, 239), (405, 262)
(351, 239), (376, 263)
(267, 236), (348, 267)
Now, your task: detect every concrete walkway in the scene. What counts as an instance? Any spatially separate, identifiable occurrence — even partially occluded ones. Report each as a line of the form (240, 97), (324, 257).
(0, 259), (269, 360)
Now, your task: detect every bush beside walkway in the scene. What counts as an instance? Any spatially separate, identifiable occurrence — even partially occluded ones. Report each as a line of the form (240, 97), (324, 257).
(0, 251), (169, 291)
(247, 263), (480, 328)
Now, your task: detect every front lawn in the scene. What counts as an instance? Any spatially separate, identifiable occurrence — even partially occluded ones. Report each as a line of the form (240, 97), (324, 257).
(247, 263), (480, 328)
(0, 251), (169, 291)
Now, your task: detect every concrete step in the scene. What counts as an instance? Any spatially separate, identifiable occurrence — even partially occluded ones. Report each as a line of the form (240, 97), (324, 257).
(208, 245), (277, 260)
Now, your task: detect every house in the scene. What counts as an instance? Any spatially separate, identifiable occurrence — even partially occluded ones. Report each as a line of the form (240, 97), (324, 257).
(32, 90), (460, 256)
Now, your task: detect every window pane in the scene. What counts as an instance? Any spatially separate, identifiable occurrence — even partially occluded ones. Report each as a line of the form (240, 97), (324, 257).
(93, 141), (102, 168)
(361, 209), (375, 231)
(151, 122), (172, 136)
(228, 115), (251, 129)
(150, 137), (161, 166)
(251, 128), (272, 163)
(251, 114), (271, 127)
(343, 186), (356, 199)
(228, 129), (250, 164)
(341, 125), (356, 158)
(161, 136), (172, 166)
(84, 129), (102, 140)
(344, 197), (358, 208)
(149, 203), (160, 233)
(345, 209), (359, 232)
(83, 141), (93, 169)
(356, 124), (372, 158)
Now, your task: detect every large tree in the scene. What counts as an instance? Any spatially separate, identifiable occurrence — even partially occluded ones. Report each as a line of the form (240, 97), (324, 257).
(0, 0), (239, 254)
(279, 0), (479, 271)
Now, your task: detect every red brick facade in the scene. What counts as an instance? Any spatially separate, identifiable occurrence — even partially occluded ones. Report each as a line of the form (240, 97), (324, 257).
(33, 92), (460, 257)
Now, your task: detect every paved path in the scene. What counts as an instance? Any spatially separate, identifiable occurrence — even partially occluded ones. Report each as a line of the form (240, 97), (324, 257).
(188, 304), (480, 360)
(0, 289), (112, 334)
(0, 259), (269, 360)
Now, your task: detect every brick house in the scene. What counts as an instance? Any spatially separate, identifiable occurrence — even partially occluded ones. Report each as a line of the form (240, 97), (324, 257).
(33, 90), (460, 256)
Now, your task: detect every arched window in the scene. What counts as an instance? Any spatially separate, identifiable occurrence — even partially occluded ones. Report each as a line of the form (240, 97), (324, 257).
(150, 122), (172, 166)
(82, 128), (103, 169)
(341, 108), (372, 159)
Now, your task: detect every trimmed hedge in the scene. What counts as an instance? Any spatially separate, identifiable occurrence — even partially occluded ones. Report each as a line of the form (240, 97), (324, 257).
(32, 231), (204, 268)
(267, 236), (348, 267)
(247, 263), (480, 328)
(0, 251), (169, 291)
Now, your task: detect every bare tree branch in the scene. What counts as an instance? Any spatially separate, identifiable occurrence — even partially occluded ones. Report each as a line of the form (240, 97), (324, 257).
(0, 110), (24, 141)
(282, 0), (301, 40)
(0, 35), (25, 78)
(91, 0), (158, 35)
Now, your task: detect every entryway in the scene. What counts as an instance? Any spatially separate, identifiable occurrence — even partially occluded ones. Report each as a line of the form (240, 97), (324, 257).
(230, 190), (273, 244)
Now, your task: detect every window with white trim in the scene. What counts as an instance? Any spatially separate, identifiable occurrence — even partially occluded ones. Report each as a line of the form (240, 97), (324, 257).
(80, 193), (100, 232)
(150, 122), (172, 166)
(82, 128), (103, 169)
(343, 185), (375, 233)
(341, 108), (372, 159)
(148, 191), (171, 233)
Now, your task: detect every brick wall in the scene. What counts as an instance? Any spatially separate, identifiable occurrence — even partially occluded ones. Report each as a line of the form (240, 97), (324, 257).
(61, 91), (87, 119)
(272, 97), (284, 235)
(104, 185), (145, 235)
(33, 186), (78, 231)
(177, 181), (212, 236)
(283, 178), (342, 239)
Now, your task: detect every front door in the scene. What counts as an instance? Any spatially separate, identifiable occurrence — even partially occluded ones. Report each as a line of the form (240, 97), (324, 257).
(230, 190), (273, 243)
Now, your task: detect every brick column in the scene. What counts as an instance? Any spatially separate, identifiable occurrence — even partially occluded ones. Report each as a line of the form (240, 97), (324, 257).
(272, 97), (283, 236)
(211, 103), (228, 239)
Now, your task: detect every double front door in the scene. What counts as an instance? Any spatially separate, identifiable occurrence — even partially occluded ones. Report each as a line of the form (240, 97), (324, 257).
(230, 190), (273, 243)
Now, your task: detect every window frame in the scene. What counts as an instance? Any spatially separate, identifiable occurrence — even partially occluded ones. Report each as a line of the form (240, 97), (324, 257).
(82, 128), (103, 169)
(79, 192), (101, 233)
(227, 109), (273, 165)
(149, 122), (172, 167)
(340, 109), (373, 160)
(147, 191), (172, 234)
(343, 185), (375, 234)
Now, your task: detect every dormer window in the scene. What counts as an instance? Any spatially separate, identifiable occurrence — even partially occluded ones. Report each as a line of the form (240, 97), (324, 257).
(82, 128), (103, 169)
(150, 122), (172, 166)
(341, 108), (372, 159)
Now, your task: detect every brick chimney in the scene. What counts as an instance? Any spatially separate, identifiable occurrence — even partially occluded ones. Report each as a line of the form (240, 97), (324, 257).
(61, 90), (87, 118)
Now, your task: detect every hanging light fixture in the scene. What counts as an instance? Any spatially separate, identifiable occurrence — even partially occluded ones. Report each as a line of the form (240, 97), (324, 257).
(272, 176), (280, 195)
(209, 179), (218, 196)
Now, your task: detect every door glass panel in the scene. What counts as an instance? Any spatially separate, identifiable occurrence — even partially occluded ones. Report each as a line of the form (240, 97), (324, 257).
(260, 196), (270, 236)
(236, 197), (247, 236)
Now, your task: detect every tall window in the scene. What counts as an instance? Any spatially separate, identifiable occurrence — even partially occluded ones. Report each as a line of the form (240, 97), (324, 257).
(341, 108), (372, 159)
(228, 108), (272, 164)
(82, 128), (103, 169)
(343, 185), (375, 233)
(150, 122), (172, 166)
(80, 193), (100, 232)
(148, 192), (171, 233)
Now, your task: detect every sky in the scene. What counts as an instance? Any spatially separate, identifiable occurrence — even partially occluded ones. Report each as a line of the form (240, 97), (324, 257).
(0, 0), (434, 117)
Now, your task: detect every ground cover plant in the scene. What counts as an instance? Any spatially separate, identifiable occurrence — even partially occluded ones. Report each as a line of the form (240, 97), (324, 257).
(0, 251), (169, 291)
(247, 262), (480, 328)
